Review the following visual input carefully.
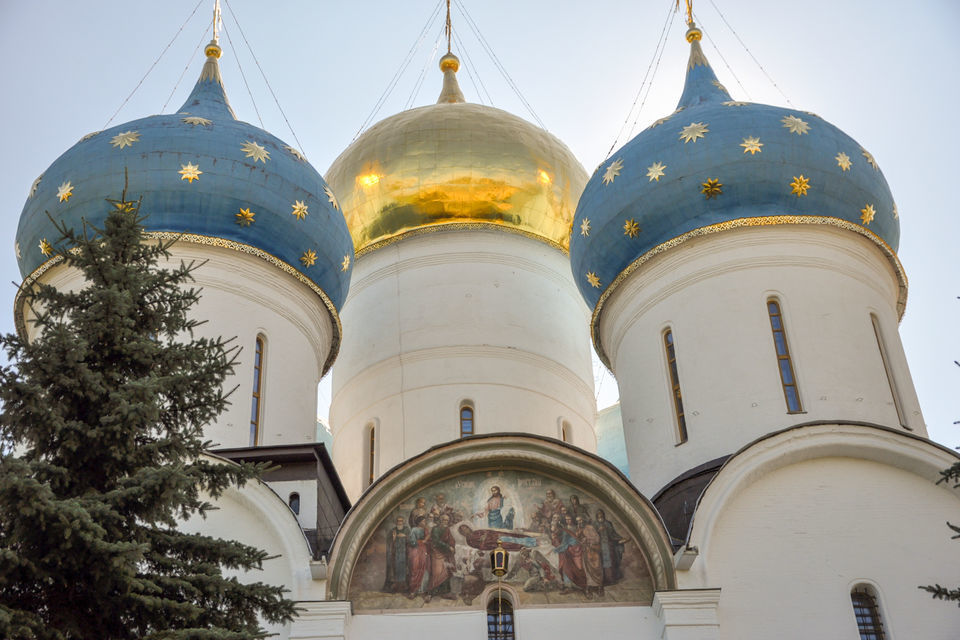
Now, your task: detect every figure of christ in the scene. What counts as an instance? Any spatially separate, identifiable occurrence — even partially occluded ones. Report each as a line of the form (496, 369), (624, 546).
(595, 509), (627, 584)
(406, 516), (430, 598)
(550, 522), (586, 592)
(576, 516), (604, 597)
(384, 517), (410, 593)
(472, 485), (515, 529)
(425, 514), (457, 601)
(408, 497), (428, 528)
(457, 524), (537, 551)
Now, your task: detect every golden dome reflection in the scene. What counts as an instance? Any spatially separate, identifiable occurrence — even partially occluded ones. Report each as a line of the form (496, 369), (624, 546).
(325, 60), (587, 256)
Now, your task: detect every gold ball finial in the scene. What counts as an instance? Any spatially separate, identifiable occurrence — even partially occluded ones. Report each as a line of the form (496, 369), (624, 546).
(685, 25), (702, 42)
(205, 40), (222, 59)
(439, 53), (460, 73)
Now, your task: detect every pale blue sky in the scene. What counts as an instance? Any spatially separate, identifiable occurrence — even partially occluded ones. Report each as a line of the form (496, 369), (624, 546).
(1, 1), (957, 447)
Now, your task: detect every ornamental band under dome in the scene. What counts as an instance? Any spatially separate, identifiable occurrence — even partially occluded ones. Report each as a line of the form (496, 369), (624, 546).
(15, 37), (353, 318)
(570, 22), (903, 346)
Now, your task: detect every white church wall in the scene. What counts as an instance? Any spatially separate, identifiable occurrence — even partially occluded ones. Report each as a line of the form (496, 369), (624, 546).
(268, 478), (318, 530)
(26, 243), (335, 450)
(680, 426), (960, 640)
(330, 231), (597, 499)
(600, 225), (921, 497)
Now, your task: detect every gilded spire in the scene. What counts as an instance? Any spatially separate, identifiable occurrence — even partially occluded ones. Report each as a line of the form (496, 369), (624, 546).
(674, 3), (731, 109)
(436, 0), (465, 104)
(178, 0), (236, 118)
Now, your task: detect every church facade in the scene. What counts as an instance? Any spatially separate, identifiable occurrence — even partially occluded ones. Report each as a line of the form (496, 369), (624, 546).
(12, 12), (960, 640)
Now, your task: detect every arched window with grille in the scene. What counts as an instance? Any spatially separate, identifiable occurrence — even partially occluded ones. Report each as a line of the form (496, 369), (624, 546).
(249, 335), (265, 446)
(663, 329), (688, 444)
(486, 596), (515, 640)
(766, 299), (803, 413)
(851, 585), (886, 639)
(288, 492), (300, 515)
(460, 405), (474, 438)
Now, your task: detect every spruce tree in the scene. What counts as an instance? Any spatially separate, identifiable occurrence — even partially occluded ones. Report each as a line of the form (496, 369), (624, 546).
(0, 194), (297, 638)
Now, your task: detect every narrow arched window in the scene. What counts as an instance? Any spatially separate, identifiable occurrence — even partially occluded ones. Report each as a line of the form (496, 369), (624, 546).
(366, 423), (376, 487)
(767, 300), (802, 413)
(249, 335), (265, 446)
(460, 406), (474, 438)
(487, 597), (515, 640)
(663, 329), (688, 444)
(851, 586), (886, 639)
(871, 315), (908, 428)
(288, 492), (300, 515)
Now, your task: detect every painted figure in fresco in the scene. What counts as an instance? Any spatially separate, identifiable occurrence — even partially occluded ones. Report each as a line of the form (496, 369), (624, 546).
(429, 493), (462, 526)
(576, 516), (605, 597)
(406, 515), (430, 598)
(408, 497), (428, 528)
(505, 548), (560, 592)
(384, 516), (410, 592)
(472, 485), (515, 529)
(550, 521), (586, 592)
(539, 489), (563, 522)
(458, 550), (488, 605)
(457, 524), (536, 551)
(425, 514), (457, 600)
(595, 509), (627, 584)
(569, 494), (591, 522)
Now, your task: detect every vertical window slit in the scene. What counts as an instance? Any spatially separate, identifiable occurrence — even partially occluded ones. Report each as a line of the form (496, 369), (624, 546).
(664, 329), (688, 444)
(767, 300), (803, 413)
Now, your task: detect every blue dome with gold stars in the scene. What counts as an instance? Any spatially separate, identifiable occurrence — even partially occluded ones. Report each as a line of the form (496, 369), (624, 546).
(15, 40), (353, 314)
(570, 24), (899, 313)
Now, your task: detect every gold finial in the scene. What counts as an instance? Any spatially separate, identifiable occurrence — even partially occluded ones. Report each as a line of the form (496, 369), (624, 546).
(437, 52), (465, 103)
(205, 0), (223, 57)
(439, 53), (460, 73)
(677, 0), (701, 41)
(445, 0), (453, 54)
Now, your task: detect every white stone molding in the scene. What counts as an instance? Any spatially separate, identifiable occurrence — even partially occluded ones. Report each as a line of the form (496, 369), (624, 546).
(652, 589), (721, 640)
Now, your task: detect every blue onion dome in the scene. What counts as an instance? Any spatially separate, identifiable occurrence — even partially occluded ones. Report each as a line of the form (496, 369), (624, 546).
(16, 39), (353, 367)
(570, 23), (904, 364)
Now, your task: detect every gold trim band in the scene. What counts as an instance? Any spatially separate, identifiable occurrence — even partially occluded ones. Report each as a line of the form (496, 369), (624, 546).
(355, 220), (569, 258)
(14, 232), (343, 376)
(589, 215), (908, 369)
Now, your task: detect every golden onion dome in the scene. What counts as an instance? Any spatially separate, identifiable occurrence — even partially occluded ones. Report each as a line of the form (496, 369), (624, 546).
(326, 53), (588, 255)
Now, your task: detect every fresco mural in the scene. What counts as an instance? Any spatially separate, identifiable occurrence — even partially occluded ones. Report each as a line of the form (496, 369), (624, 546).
(348, 469), (655, 610)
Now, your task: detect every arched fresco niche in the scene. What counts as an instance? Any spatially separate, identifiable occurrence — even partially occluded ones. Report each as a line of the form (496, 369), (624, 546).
(328, 435), (675, 611)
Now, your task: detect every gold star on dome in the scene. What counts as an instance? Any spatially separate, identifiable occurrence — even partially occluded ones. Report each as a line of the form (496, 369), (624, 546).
(39, 238), (53, 257)
(722, 100), (749, 107)
(679, 122), (709, 143)
(284, 145), (307, 162)
(300, 249), (317, 267)
(836, 152), (852, 171)
(860, 204), (876, 225)
(602, 158), (623, 185)
(740, 137), (763, 155)
(893, 203), (899, 219)
(291, 200), (309, 220)
(341, 255), (351, 271)
(178, 163), (202, 183)
(110, 130), (140, 149)
(781, 115), (810, 135)
(15, 242), (21, 259)
(241, 140), (270, 163)
(182, 116), (212, 126)
(111, 199), (136, 213)
(646, 161), (666, 182)
(580, 218), (591, 236)
(623, 219), (640, 238)
(861, 148), (879, 170)
(235, 207), (255, 226)
(789, 175), (810, 196)
(29, 175), (42, 198)
(586, 271), (601, 288)
(56, 181), (74, 202)
(701, 178), (723, 199)
(324, 186), (340, 211)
